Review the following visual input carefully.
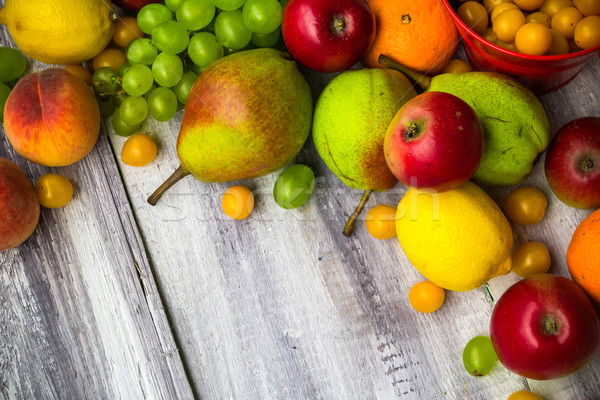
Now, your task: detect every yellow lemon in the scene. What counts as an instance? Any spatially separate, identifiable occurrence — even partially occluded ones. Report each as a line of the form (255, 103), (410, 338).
(396, 181), (513, 292)
(0, 0), (117, 65)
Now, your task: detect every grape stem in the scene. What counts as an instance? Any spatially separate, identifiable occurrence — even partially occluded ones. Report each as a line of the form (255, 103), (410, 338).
(343, 189), (373, 236)
(484, 282), (496, 306)
(147, 165), (189, 206)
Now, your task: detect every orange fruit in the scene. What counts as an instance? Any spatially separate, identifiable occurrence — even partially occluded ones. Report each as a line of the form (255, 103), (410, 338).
(567, 209), (600, 305)
(362, 0), (459, 75)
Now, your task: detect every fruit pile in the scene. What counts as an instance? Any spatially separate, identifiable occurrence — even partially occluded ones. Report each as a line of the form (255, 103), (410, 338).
(2, 0), (600, 397)
(90, 0), (286, 137)
(454, 0), (600, 55)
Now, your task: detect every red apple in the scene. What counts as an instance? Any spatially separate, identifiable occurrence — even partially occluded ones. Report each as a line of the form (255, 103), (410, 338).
(490, 274), (600, 380)
(112, 0), (161, 12)
(383, 91), (484, 192)
(0, 157), (40, 252)
(281, 0), (375, 73)
(544, 117), (600, 209)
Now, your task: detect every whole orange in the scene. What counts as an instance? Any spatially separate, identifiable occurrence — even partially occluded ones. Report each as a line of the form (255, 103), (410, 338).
(567, 209), (600, 305)
(362, 0), (459, 75)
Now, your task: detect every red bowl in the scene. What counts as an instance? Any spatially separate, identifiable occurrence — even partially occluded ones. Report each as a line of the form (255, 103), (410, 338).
(442, 0), (600, 95)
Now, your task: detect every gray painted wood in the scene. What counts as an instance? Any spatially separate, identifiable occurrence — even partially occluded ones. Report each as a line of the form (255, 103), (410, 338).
(0, 16), (192, 400)
(2, 3), (600, 399)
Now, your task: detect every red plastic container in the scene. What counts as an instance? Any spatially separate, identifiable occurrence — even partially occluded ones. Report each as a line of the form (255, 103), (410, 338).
(442, 0), (600, 95)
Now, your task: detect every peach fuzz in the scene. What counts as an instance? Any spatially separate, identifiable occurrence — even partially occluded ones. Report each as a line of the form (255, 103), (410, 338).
(0, 157), (40, 251)
(3, 68), (101, 167)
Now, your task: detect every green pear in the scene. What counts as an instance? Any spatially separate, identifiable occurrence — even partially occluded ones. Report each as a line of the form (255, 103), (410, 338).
(379, 55), (551, 187)
(312, 68), (417, 235)
(148, 48), (313, 205)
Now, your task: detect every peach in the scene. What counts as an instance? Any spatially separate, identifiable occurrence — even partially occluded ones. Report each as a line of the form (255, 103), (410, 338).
(3, 68), (101, 166)
(0, 157), (40, 251)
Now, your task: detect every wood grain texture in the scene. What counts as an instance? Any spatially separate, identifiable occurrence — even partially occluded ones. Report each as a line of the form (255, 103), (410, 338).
(2, 2), (600, 397)
(0, 18), (192, 400)
(112, 43), (600, 400)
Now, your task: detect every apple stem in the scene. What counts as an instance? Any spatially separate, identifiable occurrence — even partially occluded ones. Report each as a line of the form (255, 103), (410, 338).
(332, 17), (347, 36)
(581, 158), (595, 171)
(147, 165), (189, 206)
(378, 54), (432, 91)
(343, 189), (373, 236)
(543, 315), (561, 335)
(404, 122), (423, 141)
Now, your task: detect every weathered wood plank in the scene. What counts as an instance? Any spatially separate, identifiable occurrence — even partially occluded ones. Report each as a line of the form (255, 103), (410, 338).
(0, 18), (192, 400)
(2, 1), (600, 396)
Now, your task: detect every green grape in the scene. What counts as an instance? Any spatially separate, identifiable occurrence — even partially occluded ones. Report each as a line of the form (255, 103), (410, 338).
(214, 10), (253, 50)
(126, 38), (159, 65)
(165, 0), (184, 11)
(188, 32), (224, 67)
(144, 83), (158, 100)
(152, 21), (190, 54)
(122, 64), (154, 96)
(176, 0), (215, 31)
(190, 63), (204, 75)
(212, 0), (247, 11)
(120, 96), (149, 126)
(0, 47), (27, 83)
(462, 336), (498, 377)
(147, 87), (178, 121)
(118, 62), (132, 77)
(112, 106), (141, 137)
(92, 67), (121, 94)
(152, 53), (184, 87)
(137, 4), (174, 35)
(273, 164), (315, 209)
(242, 0), (282, 34)
(173, 70), (198, 104)
(96, 95), (118, 119)
(223, 41), (255, 55)
(251, 27), (280, 47)
(0, 82), (11, 123)
(201, 17), (216, 33)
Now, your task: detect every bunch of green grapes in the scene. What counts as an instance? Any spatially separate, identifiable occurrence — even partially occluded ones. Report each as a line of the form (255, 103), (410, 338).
(93, 0), (286, 137)
(0, 47), (27, 122)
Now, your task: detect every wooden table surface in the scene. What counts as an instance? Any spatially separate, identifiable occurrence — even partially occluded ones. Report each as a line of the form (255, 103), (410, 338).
(1, 4), (600, 399)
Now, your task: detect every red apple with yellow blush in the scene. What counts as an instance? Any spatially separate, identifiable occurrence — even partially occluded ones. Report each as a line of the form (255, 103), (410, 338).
(544, 117), (600, 209)
(384, 91), (484, 192)
(281, 0), (376, 73)
(490, 274), (600, 380)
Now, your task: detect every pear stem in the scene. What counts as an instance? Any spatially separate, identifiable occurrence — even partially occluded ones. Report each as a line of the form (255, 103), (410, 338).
(147, 165), (189, 206)
(343, 189), (373, 237)
(378, 54), (432, 91)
